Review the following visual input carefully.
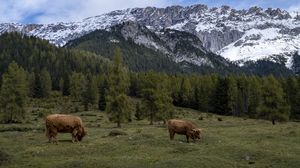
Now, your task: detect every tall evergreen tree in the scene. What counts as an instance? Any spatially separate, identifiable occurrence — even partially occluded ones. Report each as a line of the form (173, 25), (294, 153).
(97, 75), (108, 111)
(226, 76), (238, 116)
(0, 62), (28, 123)
(258, 76), (290, 124)
(212, 78), (229, 115)
(40, 69), (52, 98)
(178, 77), (192, 107)
(135, 102), (143, 120)
(27, 72), (35, 97)
(141, 71), (173, 125)
(106, 47), (132, 127)
(33, 71), (42, 98)
(61, 74), (71, 96)
(248, 76), (261, 118)
(285, 76), (300, 119)
(69, 72), (87, 102)
(83, 75), (99, 111)
(236, 76), (250, 116)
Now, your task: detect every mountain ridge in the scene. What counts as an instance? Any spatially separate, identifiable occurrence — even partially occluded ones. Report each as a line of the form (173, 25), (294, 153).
(1, 4), (300, 70)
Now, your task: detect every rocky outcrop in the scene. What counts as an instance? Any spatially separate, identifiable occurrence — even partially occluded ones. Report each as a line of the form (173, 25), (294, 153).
(1, 4), (300, 68)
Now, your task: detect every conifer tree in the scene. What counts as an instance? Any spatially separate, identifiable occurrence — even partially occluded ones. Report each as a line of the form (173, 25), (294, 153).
(285, 76), (300, 119)
(83, 75), (99, 111)
(212, 78), (229, 115)
(141, 71), (173, 125)
(0, 62), (28, 123)
(97, 75), (108, 111)
(178, 77), (192, 107)
(40, 69), (52, 98)
(135, 102), (143, 120)
(106, 47), (132, 127)
(61, 75), (71, 96)
(236, 76), (250, 116)
(227, 76), (238, 116)
(33, 71), (42, 98)
(69, 72), (87, 102)
(27, 72), (35, 97)
(248, 76), (261, 118)
(258, 76), (290, 124)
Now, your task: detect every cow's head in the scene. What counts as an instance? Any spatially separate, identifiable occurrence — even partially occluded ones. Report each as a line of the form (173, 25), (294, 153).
(77, 127), (87, 141)
(190, 128), (203, 140)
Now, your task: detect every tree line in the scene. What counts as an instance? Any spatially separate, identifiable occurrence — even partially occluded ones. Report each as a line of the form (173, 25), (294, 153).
(0, 33), (299, 126)
(1, 48), (299, 126)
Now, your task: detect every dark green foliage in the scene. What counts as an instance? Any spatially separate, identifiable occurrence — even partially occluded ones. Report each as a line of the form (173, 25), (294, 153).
(247, 76), (261, 117)
(212, 77), (233, 115)
(0, 62), (28, 123)
(0, 32), (297, 124)
(257, 76), (290, 124)
(106, 48), (133, 127)
(40, 69), (52, 98)
(140, 71), (174, 124)
(243, 60), (293, 77)
(135, 102), (143, 120)
(61, 75), (70, 96)
(292, 52), (300, 74)
(0, 32), (109, 90)
(285, 77), (300, 119)
(66, 27), (183, 73)
(83, 75), (99, 111)
(177, 77), (192, 107)
(66, 23), (241, 74)
(69, 72), (87, 102)
(32, 69), (52, 98)
(97, 75), (108, 111)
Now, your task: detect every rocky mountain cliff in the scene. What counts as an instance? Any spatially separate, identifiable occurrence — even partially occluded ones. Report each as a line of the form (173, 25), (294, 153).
(1, 4), (300, 70)
(65, 22), (239, 74)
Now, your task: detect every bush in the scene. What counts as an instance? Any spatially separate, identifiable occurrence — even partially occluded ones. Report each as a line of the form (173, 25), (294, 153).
(37, 109), (52, 118)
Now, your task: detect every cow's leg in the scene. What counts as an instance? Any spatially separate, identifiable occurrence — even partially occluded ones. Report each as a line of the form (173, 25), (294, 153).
(52, 130), (58, 144)
(54, 137), (58, 144)
(47, 131), (54, 143)
(186, 135), (190, 143)
(48, 135), (52, 143)
(72, 129), (78, 143)
(169, 130), (175, 140)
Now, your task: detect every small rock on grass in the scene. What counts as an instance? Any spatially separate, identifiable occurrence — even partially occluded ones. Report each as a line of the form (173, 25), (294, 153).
(108, 130), (128, 136)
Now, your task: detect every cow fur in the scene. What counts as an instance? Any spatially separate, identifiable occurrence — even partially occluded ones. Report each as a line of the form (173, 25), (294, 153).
(167, 119), (203, 143)
(45, 114), (87, 143)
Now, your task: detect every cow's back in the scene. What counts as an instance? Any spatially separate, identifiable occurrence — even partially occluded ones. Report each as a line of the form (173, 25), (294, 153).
(167, 119), (195, 134)
(46, 114), (82, 133)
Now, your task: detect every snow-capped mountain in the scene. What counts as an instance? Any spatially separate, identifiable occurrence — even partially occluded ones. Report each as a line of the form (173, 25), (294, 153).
(1, 4), (300, 68)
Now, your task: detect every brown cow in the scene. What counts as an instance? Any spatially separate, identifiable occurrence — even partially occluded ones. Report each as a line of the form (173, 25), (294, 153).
(45, 114), (87, 143)
(167, 119), (203, 143)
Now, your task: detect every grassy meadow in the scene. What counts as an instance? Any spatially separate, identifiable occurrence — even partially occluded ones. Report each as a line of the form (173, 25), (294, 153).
(0, 95), (299, 168)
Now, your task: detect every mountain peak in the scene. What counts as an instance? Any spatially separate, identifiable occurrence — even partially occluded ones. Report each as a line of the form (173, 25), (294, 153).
(1, 3), (300, 69)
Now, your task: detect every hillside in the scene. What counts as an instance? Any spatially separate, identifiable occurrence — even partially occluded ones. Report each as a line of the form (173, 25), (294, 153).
(0, 33), (109, 89)
(0, 95), (299, 168)
(1, 4), (300, 70)
(66, 22), (240, 74)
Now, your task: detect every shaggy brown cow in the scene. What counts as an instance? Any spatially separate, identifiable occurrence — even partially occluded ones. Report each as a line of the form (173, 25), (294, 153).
(167, 119), (203, 143)
(45, 114), (87, 143)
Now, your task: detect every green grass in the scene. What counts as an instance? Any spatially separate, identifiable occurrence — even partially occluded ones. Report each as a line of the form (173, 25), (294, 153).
(0, 99), (300, 168)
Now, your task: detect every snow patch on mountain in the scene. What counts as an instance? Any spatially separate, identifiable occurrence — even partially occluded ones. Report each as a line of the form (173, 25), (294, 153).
(1, 4), (300, 68)
(218, 27), (300, 68)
